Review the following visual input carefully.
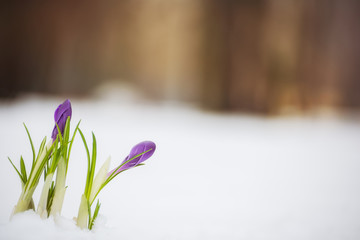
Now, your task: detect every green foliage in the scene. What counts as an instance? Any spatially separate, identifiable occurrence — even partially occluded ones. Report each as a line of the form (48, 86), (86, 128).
(9, 105), (153, 230)
(23, 123), (35, 171)
(27, 137), (54, 191)
(78, 129), (101, 230)
(46, 181), (56, 216)
(76, 130), (151, 229)
(105, 151), (150, 184)
(78, 129), (97, 200)
(20, 157), (27, 184)
(89, 200), (101, 230)
(42, 118), (80, 216)
(10, 119), (79, 216)
(8, 157), (26, 186)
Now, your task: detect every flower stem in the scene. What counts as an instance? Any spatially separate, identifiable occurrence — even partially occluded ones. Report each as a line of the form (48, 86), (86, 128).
(50, 157), (66, 216)
(37, 173), (54, 218)
(89, 157), (111, 206)
(12, 140), (53, 217)
(76, 194), (89, 229)
(11, 187), (36, 216)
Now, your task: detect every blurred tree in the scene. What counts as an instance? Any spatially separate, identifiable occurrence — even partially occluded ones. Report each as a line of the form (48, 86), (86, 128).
(1, 0), (360, 114)
(298, 0), (360, 110)
(201, 0), (360, 113)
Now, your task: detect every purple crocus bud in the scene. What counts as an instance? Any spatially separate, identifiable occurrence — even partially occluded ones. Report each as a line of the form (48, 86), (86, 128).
(51, 99), (72, 141)
(108, 141), (156, 176)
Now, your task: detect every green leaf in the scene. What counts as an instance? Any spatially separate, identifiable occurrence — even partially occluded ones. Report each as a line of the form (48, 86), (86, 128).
(62, 117), (71, 160)
(35, 137), (47, 163)
(105, 149), (152, 184)
(48, 138), (60, 174)
(56, 123), (63, 143)
(87, 199), (92, 229)
(23, 123), (35, 170)
(66, 120), (81, 173)
(64, 117), (71, 141)
(78, 129), (91, 196)
(20, 156), (27, 183)
(46, 181), (56, 216)
(27, 137), (47, 189)
(93, 200), (101, 220)
(8, 157), (25, 184)
(89, 200), (101, 230)
(85, 132), (97, 199)
(89, 157), (111, 206)
(28, 140), (55, 191)
(87, 132), (97, 199)
(47, 137), (63, 175)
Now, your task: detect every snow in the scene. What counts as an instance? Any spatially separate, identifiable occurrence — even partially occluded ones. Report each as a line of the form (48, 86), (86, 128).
(1, 90), (360, 239)
(0, 211), (111, 240)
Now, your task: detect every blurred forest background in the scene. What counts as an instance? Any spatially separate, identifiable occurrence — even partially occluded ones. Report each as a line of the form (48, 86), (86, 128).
(1, 0), (360, 114)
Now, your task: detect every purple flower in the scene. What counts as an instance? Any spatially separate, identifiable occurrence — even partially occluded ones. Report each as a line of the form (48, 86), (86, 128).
(108, 141), (156, 176)
(51, 99), (72, 141)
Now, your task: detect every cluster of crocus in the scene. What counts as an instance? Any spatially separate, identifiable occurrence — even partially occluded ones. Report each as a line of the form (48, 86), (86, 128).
(9, 99), (156, 230)
(76, 135), (155, 229)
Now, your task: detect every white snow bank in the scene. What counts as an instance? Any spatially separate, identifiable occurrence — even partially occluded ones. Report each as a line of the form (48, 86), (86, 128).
(1, 92), (360, 239)
(0, 211), (112, 240)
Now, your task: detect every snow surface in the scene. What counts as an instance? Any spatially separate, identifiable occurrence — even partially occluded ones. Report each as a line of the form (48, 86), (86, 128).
(1, 90), (360, 239)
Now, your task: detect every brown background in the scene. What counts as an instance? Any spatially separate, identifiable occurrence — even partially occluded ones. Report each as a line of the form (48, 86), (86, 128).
(1, 0), (360, 114)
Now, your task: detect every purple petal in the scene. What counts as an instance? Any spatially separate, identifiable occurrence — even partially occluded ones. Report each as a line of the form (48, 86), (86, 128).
(54, 99), (72, 122)
(51, 99), (72, 141)
(108, 141), (156, 176)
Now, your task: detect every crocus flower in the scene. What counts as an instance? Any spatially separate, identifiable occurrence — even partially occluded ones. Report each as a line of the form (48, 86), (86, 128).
(51, 99), (72, 141)
(108, 141), (156, 176)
